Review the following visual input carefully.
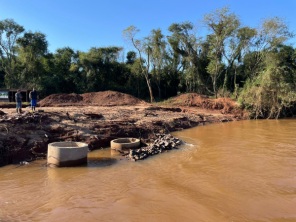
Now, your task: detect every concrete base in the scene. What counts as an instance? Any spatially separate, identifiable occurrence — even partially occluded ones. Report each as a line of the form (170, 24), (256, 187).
(110, 138), (140, 151)
(47, 141), (89, 167)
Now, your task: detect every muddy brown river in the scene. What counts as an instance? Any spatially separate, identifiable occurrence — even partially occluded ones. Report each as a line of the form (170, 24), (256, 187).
(1, 119), (296, 222)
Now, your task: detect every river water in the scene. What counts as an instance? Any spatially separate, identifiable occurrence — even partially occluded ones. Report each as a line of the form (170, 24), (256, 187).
(1, 119), (296, 222)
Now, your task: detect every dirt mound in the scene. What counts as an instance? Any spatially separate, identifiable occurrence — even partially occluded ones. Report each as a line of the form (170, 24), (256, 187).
(81, 91), (145, 106)
(39, 93), (83, 106)
(39, 90), (146, 107)
(166, 93), (242, 115)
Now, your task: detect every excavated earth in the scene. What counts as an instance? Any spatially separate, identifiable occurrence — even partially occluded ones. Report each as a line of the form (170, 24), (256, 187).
(0, 91), (247, 166)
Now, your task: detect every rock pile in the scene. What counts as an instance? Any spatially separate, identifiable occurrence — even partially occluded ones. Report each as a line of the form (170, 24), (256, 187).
(127, 134), (183, 161)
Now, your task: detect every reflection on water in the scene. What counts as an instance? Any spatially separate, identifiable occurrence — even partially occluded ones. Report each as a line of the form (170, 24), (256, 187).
(0, 119), (296, 222)
(87, 148), (119, 167)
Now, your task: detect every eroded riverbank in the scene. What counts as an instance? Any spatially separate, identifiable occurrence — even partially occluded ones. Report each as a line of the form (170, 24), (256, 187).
(0, 92), (246, 166)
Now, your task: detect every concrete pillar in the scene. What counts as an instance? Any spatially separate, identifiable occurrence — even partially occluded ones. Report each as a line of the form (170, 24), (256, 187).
(47, 141), (89, 167)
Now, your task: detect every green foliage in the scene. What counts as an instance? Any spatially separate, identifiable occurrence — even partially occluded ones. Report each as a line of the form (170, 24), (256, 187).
(204, 7), (240, 98)
(0, 10), (295, 119)
(168, 22), (207, 94)
(0, 19), (25, 88)
(78, 46), (124, 92)
(16, 31), (48, 88)
(239, 46), (296, 118)
(126, 51), (136, 64)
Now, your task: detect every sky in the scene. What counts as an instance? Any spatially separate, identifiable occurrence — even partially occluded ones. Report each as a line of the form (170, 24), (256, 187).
(0, 0), (295, 53)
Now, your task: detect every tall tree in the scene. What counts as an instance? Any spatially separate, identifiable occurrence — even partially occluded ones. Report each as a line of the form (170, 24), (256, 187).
(0, 19), (24, 88)
(147, 29), (167, 99)
(125, 54), (147, 98)
(243, 17), (294, 81)
(204, 7), (240, 98)
(78, 47), (123, 92)
(17, 31), (48, 88)
(47, 47), (80, 94)
(222, 26), (257, 96)
(168, 22), (205, 93)
(123, 25), (154, 102)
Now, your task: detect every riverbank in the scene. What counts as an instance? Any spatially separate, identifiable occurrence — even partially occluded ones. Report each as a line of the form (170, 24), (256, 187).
(0, 91), (247, 166)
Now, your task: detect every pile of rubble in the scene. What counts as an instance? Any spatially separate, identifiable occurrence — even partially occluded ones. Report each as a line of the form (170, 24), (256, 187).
(127, 133), (183, 161)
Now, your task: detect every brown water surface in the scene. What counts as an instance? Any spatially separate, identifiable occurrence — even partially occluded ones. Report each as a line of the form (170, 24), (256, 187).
(1, 119), (296, 222)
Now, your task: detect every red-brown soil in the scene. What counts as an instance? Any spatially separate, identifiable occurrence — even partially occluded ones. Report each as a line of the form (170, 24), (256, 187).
(0, 91), (247, 166)
(39, 90), (147, 107)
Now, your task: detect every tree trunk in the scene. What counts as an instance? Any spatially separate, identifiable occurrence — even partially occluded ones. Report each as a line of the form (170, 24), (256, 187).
(147, 79), (154, 103)
(144, 74), (154, 103)
(222, 69), (228, 97)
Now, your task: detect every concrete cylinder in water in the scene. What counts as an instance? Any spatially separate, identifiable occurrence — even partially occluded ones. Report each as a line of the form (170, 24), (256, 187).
(110, 138), (140, 151)
(47, 141), (89, 167)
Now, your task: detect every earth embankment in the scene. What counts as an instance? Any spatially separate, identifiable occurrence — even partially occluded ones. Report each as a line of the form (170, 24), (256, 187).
(0, 91), (246, 166)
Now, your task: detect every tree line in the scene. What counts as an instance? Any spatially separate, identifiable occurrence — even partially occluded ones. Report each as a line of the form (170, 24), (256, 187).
(0, 7), (295, 119)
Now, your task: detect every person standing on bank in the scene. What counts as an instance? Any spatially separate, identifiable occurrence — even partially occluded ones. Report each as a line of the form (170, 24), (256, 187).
(15, 89), (22, 114)
(29, 88), (38, 112)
